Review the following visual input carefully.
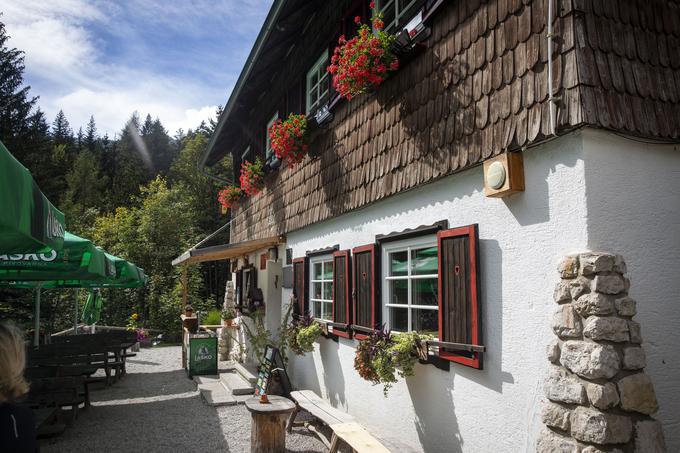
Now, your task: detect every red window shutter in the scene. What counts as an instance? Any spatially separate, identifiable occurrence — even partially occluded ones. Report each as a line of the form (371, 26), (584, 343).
(352, 244), (378, 339)
(292, 257), (308, 316)
(437, 224), (482, 369)
(332, 250), (352, 338)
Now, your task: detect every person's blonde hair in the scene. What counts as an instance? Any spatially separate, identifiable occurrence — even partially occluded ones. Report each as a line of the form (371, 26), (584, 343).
(0, 322), (29, 402)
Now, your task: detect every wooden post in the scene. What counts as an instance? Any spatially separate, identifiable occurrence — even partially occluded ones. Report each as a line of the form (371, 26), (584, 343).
(245, 395), (295, 453)
(181, 266), (188, 306)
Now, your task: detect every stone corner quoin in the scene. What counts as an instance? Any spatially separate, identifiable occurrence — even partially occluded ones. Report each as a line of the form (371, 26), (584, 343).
(538, 252), (667, 453)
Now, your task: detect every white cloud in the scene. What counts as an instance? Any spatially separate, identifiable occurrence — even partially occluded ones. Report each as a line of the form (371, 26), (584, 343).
(1, 0), (249, 135)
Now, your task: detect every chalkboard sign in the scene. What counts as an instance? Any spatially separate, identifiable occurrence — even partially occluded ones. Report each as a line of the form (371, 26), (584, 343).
(254, 345), (292, 397)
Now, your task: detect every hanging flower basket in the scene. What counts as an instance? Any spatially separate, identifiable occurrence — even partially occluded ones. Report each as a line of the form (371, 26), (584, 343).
(269, 113), (310, 167)
(328, 3), (399, 100)
(240, 158), (264, 196)
(218, 185), (242, 213)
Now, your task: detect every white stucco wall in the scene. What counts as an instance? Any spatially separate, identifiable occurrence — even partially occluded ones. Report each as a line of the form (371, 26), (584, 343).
(284, 133), (590, 453)
(582, 129), (680, 451)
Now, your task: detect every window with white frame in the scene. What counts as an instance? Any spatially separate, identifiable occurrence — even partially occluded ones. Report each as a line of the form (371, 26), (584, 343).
(265, 113), (278, 158)
(306, 51), (329, 114)
(376, 0), (423, 34)
(309, 255), (334, 320)
(241, 145), (251, 162)
(382, 236), (438, 334)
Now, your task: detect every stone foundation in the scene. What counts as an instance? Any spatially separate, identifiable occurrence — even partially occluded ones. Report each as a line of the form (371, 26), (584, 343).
(537, 253), (667, 452)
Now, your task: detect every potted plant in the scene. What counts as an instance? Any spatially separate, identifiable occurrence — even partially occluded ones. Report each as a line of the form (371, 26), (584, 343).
(285, 314), (322, 356)
(221, 307), (237, 327)
(269, 113), (310, 167)
(217, 185), (242, 213)
(354, 326), (431, 396)
(328, 3), (399, 100)
(184, 304), (194, 318)
(239, 157), (264, 196)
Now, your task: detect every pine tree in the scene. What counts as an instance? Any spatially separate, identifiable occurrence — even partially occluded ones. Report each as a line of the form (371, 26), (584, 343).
(85, 115), (97, 152)
(76, 126), (84, 151)
(51, 110), (73, 146)
(0, 21), (40, 161)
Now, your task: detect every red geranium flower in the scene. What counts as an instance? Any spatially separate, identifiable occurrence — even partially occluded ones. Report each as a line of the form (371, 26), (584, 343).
(239, 158), (264, 196)
(268, 113), (310, 167)
(217, 185), (241, 211)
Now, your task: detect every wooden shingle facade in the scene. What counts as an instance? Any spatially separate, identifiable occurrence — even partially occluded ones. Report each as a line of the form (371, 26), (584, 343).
(203, 0), (680, 244)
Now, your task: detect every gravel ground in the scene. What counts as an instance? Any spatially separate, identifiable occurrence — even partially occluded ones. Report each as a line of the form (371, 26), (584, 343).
(41, 346), (328, 453)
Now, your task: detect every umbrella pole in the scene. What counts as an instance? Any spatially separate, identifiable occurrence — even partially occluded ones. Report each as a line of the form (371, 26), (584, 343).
(74, 288), (78, 334)
(33, 286), (42, 347)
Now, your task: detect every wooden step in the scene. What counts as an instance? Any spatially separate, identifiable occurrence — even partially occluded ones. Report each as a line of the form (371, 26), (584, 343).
(233, 362), (258, 385)
(220, 371), (254, 395)
(198, 381), (236, 407)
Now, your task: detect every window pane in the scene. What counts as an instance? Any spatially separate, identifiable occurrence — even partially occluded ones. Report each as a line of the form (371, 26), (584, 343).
(313, 262), (322, 280)
(311, 72), (318, 87)
(389, 250), (408, 276)
(313, 282), (322, 299)
(389, 279), (408, 305)
(411, 246), (437, 275)
(412, 278), (438, 306)
(313, 300), (322, 318)
(310, 90), (318, 105)
(322, 302), (333, 320)
(411, 308), (438, 334)
(324, 282), (333, 300)
(389, 307), (408, 331)
(323, 260), (333, 280)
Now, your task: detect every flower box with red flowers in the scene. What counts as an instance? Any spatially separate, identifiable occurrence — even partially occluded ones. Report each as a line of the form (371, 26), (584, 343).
(218, 185), (242, 212)
(239, 158), (264, 196)
(269, 113), (310, 167)
(328, 4), (399, 100)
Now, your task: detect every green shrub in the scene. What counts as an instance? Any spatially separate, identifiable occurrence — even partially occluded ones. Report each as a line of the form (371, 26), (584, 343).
(202, 309), (222, 326)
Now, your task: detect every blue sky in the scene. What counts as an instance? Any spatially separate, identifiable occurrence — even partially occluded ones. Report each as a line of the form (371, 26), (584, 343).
(1, 0), (272, 136)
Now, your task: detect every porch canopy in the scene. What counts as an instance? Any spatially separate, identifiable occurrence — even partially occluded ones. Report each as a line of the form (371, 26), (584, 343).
(0, 140), (66, 253)
(172, 236), (284, 266)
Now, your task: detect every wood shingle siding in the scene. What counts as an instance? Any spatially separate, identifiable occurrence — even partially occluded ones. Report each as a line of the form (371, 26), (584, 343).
(219, 0), (680, 243)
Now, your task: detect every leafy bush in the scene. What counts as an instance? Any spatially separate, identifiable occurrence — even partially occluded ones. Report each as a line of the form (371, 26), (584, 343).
(285, 314), (321, 356)
(296, 323), (322, 353)
(221, 308), (236, 320)
(202, 309), (222, 326)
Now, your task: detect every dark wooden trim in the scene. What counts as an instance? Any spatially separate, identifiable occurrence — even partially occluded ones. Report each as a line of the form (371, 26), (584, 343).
(332, 249), (352, 339)
(351, 243), (378, 340)
(306, 245), (339, 257)
(292, 257), (308, 316)
(375, 220), (448, 244)
(437, 224), (482, 369)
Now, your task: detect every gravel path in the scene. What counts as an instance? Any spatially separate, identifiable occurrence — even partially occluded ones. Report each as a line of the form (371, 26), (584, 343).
(41, 346), (327, 453)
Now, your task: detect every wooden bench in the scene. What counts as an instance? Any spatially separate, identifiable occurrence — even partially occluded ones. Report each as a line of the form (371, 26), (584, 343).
(288, 390), (390, 453)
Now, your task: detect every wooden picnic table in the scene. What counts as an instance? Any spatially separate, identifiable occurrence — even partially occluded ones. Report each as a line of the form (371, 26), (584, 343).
(245, 395), (296, 453)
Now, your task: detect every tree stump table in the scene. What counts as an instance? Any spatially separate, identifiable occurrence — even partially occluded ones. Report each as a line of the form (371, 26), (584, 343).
(245, 395), (296, 453)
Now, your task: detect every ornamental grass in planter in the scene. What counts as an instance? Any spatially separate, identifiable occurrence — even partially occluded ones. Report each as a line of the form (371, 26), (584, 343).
(217, 185), (242, 213)
(269, 113), (309, 167)
(354, 326), (432, 396)
(239, 158), (264, 196)
(328, 3), (399, 100)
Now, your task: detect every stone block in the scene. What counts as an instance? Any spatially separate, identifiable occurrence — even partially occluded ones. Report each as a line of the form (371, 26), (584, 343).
(593, 275), (626, 295)
(569, 277), (591, 300)
(560, 340), (620, 380)
(586, 382), (619, 410)
(554, 281), (572, 304)
(574, 293), (614, 317)
(623, 347), (646, 370)
(612, 255), (627, 274)
(618, 373), (659, 415)
(542, 401), (571, 431)
(634, 420), (667, 453)
(581, 447), (623, 453)
(536, 428), (580, 453)
(583, 316), (629, 342)
(614, 296), (636, 317)
(547, 339), (561, 364)
(628, 320), (642, 344)
(558, 255), (579, 279)
(579, 252), (615, 275)
(570, 406), (632, 444)
(552, 305), (583, 339)
(544, 365), (588, 404)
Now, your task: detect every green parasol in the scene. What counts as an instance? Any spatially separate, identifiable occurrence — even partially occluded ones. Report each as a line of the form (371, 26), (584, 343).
(81, 290), (103, 325)
(0, 232), (116, 281)
(0, 140), (66, 253)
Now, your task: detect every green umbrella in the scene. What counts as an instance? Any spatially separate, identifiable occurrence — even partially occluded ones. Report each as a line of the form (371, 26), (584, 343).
(0, 140), (66, 253)
(0, 232), (115, 281)
(82, 290), (103, 325)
